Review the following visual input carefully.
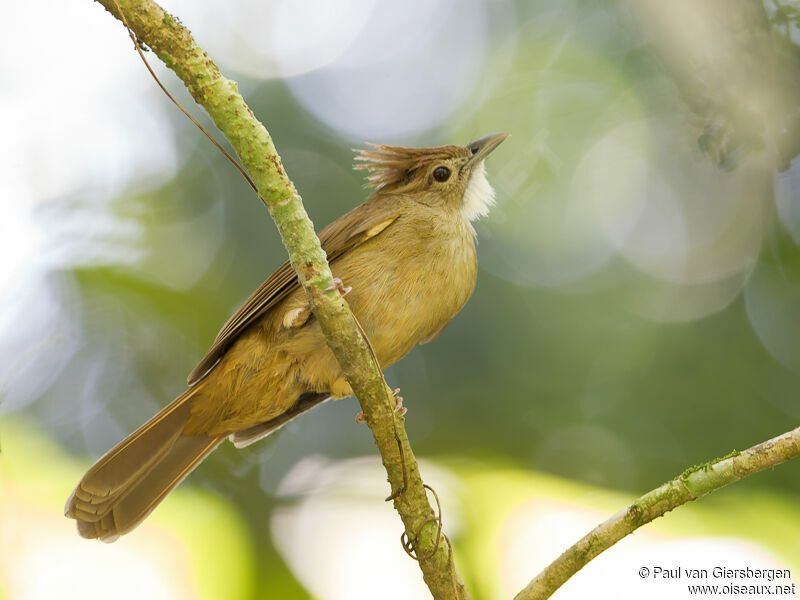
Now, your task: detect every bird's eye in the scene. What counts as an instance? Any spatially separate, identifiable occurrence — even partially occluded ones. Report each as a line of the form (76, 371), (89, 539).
(433, 166), (451, 182)
(470, 145), (480, 155)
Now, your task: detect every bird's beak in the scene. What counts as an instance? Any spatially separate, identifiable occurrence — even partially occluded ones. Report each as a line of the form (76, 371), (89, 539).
(464, 132), (509, 168)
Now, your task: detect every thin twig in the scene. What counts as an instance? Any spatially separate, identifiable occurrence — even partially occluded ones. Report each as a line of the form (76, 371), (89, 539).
(350, 311), (408, 500)
(108, 0), (257, 193)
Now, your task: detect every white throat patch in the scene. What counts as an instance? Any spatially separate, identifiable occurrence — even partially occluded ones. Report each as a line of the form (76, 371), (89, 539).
(461, 161), (496, 222)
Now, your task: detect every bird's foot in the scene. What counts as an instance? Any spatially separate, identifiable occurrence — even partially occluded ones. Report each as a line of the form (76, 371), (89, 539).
(391, 387), (407, 416)
(324, 277), (352, 296)
(284, 278), (350, 329)
(354, 388), (406, 424)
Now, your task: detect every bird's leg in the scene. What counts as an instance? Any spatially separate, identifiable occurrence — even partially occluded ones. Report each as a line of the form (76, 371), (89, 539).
(283, 278), (351, 329)
(282, 305), (312, 328)
(355, 386), (406, 424)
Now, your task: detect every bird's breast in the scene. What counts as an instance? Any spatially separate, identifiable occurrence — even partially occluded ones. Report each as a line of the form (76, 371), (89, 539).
(335, 215), (477, 368)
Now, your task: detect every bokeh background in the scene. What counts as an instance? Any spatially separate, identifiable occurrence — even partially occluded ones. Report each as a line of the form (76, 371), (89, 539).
(2, 0), (800, 598)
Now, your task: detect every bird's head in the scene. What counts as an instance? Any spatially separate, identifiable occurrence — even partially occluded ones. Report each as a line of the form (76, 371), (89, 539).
(354, 132), (508, 221)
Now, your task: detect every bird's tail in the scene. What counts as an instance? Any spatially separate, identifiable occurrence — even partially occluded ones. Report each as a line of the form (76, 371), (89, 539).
(65, 387), (222, 542)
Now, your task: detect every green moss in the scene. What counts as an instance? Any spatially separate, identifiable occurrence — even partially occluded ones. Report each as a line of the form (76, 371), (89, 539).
(782, 441), (799, 461)
(157, 50), (184, 79)
(714, 448), (741, 462)
(157, 50), (175, 68)
(679, 464), (705, 480)
(627, 502), (644, 526)
(679, 449), (740, 480)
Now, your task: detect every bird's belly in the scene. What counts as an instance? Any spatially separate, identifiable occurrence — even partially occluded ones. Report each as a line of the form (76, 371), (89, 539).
(337, 239), (476, 368)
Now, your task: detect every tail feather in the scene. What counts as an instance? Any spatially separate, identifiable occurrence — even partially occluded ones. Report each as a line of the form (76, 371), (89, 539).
(65, 388), (222, 541)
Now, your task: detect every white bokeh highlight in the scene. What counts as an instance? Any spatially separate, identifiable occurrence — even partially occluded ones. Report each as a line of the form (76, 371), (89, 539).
(271, 457), (798, 600)
(272, 456), (461, 600)
(498, 499), (796, 599)
(0, 2), (193, 411)
(0, 501), (193, 600)
(286, 0), (492, 140)
(165, 0), (376, 79)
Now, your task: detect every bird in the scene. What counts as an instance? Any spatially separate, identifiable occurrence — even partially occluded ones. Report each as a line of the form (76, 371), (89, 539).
(65, 132), (508, 541)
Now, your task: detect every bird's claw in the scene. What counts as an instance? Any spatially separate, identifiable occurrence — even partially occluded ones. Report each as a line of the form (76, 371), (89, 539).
(324, 277), (352, 296)
(391, 388), (407, 416)
(354, 388), (406, 424)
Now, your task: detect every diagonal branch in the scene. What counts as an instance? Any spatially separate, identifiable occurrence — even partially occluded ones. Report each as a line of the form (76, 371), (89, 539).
(514, 425), (800, 600)
(93, 1), (468, 597)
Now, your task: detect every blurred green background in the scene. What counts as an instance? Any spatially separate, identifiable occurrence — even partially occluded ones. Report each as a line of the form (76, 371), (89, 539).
(2, 0), (800, 598)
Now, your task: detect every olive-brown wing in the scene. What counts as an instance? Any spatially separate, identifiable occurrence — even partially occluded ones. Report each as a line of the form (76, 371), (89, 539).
(187, 196), (401, 386)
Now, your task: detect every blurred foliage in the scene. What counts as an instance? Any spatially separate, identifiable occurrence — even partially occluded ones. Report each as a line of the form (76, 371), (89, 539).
(5, 419), (796, 599)
(0, 418), (258, 599)
(5, 0), (800, 598)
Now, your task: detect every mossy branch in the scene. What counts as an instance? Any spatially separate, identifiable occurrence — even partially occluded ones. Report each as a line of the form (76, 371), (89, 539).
(514, 425), (800, 600)
(94, 1), (468, 598)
